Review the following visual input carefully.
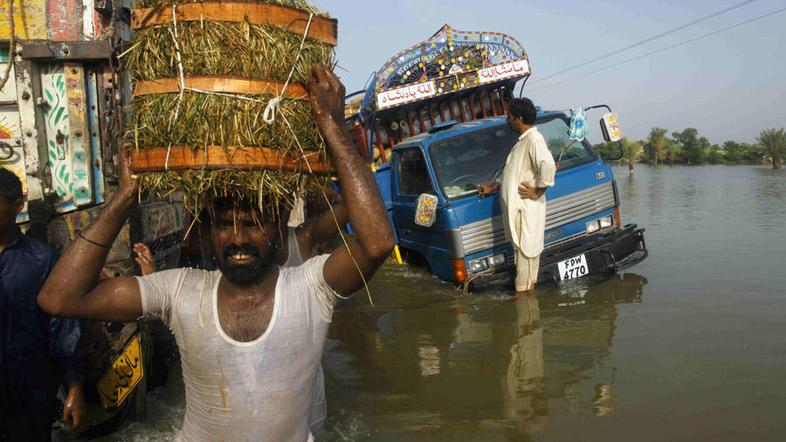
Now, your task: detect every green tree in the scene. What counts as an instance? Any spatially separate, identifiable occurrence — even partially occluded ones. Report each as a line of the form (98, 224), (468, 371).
(594, 141), (622, 161)
(672, 128), (709, 165)
(706, 144), (724, 164)
(644, 127), (669, 166)
(621, 138), (642, 173)
(757, 128), (785, 169)
(741, 143), (765, 164)
(722, 141), (743, 164)
(664, 138), (681, 165)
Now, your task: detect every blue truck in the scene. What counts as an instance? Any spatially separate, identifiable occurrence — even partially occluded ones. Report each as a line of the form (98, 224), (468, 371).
(345, 25), (647, 290)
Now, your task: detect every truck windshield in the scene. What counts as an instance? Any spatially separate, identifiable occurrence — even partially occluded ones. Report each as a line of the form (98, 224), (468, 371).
(430, 116), (596, 199)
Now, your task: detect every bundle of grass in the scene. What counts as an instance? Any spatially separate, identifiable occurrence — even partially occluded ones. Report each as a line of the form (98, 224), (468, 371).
(125, 0), (337, 218)
(125, 18), (330, 81)
(139, 168), (331, 221)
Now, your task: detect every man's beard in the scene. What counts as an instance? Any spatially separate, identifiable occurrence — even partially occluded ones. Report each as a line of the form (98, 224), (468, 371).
(217, 244), (277, 286)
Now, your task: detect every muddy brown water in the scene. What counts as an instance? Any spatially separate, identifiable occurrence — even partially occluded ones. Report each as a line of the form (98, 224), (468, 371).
(106, 165), (786, 441)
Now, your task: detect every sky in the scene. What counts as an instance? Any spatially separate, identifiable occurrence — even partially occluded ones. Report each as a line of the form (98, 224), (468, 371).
(311, 0), (786, 144)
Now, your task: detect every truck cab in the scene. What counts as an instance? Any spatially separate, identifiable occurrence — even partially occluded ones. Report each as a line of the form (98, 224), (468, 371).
(386, 113), (647, 289)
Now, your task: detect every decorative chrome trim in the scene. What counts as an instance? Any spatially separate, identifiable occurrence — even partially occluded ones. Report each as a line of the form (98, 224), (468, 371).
(456, 181), (616, 256)
(545, 182), (616, 230)
(458, 215), (507, 257)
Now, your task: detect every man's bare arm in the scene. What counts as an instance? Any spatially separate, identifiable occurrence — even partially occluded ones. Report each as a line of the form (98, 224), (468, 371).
(37, 151), (143, 321)
(308, 200), (347, 250)
(477, 182), (500, 197)
(306, 64), (395, 295)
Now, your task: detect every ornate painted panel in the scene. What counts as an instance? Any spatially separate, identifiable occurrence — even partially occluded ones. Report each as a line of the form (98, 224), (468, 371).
(0, 54), (29, 223)
(41, 63), (76, 212)
(0, 0), (48, 40)
(64, 63), (93, 206)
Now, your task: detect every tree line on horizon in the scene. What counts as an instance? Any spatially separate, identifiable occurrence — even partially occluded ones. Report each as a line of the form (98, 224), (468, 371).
(595, 127), (785, 169)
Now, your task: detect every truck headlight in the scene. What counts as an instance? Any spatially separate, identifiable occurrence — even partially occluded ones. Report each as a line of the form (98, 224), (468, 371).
(587, 215), (614, 234)
(468, 254), (507, 274)
(469, 258), (489, 273)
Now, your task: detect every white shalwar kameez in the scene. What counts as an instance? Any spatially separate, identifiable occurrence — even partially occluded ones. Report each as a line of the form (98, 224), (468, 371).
(499, 127), (557, 291)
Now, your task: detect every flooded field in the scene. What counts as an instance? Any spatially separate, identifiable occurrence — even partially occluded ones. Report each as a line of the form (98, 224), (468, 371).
(108, 165), (786, 441)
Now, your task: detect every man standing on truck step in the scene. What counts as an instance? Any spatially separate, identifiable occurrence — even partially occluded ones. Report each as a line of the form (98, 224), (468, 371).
(0, 168), (85, 441)
(478, 98), (557, 293)
(36, 64), (395, 442)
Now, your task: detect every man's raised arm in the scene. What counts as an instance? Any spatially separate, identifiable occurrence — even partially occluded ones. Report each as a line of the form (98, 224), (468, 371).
(37, 151), (143, 321)
(307, 64), (395, 296)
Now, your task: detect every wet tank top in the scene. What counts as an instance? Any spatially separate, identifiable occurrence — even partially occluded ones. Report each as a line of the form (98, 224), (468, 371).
(136, 255), (338, 441)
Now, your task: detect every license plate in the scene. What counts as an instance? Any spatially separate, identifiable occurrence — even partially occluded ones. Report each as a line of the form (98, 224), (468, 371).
(97, 334), (144, 409)
(557, 254), (589, 281)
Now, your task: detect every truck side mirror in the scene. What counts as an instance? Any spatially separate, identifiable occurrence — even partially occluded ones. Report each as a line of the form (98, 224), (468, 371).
(600, 112), (624, 161)
(600, 112), (623, 142)
(414, 193), (438, 227)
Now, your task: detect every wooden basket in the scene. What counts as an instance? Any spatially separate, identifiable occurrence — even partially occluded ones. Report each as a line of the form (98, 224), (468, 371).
(126, 1), (337, 175)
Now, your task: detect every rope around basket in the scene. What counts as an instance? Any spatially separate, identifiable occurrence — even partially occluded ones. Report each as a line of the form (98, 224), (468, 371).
(262, 12), (314, 124)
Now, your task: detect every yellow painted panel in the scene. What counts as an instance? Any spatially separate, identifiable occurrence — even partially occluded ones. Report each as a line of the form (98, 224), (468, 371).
(0, 0), (48, 40)
(97, 335), (144, 409)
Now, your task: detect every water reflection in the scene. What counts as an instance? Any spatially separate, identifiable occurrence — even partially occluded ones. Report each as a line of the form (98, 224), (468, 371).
(503, 294), (547, 435)
(325, 270), (648, 440)
(754, 167), (786, 229)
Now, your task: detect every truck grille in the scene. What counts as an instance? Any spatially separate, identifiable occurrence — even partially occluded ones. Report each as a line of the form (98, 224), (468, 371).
(458, 216), (508, 257)
(457, 181), (616, 256)
(545, 181), (616, 230)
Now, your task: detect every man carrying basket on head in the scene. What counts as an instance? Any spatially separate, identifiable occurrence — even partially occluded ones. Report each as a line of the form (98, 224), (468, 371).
(37, 65), (395, 442)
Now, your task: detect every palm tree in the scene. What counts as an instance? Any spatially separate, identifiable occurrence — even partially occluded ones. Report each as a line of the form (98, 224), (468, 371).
(646, 128), (668, 166)
(621, 138), (641, 173)
(757, 128), (785, 169)
(665, 138), (681, 165)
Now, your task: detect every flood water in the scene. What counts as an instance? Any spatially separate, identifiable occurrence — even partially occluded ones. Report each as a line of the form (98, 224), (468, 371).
(108, 165), (786, 441)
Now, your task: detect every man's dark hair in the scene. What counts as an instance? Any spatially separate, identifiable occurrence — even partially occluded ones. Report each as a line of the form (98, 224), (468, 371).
(0, 167), (23, 202)
(508, 97), (537, 125)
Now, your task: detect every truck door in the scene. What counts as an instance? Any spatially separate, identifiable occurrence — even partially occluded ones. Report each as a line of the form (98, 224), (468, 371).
(392, 147), (438, 251)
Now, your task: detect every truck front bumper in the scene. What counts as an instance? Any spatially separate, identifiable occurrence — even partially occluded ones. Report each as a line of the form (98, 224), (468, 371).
(470, 224), (648, 291)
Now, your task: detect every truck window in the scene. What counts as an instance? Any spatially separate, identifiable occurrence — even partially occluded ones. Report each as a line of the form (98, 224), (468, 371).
(430, 116), (597, 199)
(430, 126), (519, 199)
(537, 116), (597, 170)
(397, 148), (433, 195)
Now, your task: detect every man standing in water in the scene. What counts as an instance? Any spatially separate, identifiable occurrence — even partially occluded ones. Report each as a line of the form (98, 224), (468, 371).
(478, 98), (556, 293)
(37, 64), (394, 441)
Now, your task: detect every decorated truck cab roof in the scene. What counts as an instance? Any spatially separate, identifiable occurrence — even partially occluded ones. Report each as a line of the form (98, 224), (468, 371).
(346, 25), (531, 164)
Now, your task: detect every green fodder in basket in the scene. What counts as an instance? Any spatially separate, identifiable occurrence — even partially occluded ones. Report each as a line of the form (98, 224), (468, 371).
(124, 0), (336, 216)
